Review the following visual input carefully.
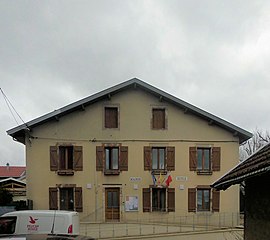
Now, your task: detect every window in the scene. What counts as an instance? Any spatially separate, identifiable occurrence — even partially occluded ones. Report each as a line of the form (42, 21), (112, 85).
(59, 146), (73, 170)
(60, 188), (74, 211)
(144, 146), (175, 172)
(50, 145), (83, 174)
(143, 188), (175, 212)
(0, 217), (16, 234)
(96, 145), (128, 174)
(152, 188), (166, 211)
(197, 189), (210, 211)
(189, 147), (220, 173)
(152, 148), (165, 170)
(197, 148), (210, 171)
(152, 108), (166, 129)
(105, 107), (118, 128)
(105, 147), (119, 170)
(49, 187), (83, 212)
(188, 187), (220, 212)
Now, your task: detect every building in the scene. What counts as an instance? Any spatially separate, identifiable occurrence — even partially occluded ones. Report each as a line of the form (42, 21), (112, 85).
(212, 143), (270, 240)
(7, 78), (251, 222)
(0, 164), (26, 201)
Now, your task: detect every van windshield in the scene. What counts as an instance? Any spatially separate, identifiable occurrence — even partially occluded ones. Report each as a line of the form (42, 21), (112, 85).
(0, 216), (16, 234)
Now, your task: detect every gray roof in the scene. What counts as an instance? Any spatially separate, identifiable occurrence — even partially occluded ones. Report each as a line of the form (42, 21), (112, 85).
(212, 143), (270, 190)
(7, 78), (252, 144)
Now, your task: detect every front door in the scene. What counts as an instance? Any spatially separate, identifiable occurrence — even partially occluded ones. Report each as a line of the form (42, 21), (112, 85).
(105, 188), (120, 221)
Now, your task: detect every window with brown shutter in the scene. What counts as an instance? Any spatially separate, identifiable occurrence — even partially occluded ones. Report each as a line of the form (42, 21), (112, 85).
(143, 188), (150, 212)
(50, 145), (83, 174)
(75, 187), (83, 212)
(188, 188), (196, 212)
(212, 190), (220, 212)
(189, 146), (221, 173)
(167, 188), (175, 212)
(49, 187), (58, 210)
(152, 108), (166, 129)
(105, 107), (118, 128)
(144, 146), (175, 172)
(96, 145), (128, 174)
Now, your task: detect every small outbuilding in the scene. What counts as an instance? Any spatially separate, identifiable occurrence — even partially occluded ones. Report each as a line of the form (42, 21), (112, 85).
(212, 143), (270, 240)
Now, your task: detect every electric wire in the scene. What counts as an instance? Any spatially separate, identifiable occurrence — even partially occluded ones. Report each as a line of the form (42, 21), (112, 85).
(0, 88), (27, 127)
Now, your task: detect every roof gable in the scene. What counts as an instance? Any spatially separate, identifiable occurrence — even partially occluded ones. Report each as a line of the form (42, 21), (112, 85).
(7, 78), (252, 144)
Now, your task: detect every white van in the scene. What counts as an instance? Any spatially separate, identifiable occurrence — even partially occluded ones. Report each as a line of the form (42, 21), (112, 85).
(0, 210), (80, 235)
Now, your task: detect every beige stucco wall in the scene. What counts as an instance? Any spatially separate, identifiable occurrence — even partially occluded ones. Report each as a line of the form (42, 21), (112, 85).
(25, 89), (240, 221)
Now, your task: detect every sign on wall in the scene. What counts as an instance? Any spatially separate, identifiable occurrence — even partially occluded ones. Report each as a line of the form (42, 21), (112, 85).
(125, 196), (138, 211)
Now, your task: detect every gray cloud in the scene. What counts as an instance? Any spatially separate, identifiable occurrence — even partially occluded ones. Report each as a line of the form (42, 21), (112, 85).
(1, 0), (270, 166)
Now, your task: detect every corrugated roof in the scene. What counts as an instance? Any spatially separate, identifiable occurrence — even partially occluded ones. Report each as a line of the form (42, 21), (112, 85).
(212, 143), (270, 190)
(0, 166), (26, 178)
(7, 78), (252, 144)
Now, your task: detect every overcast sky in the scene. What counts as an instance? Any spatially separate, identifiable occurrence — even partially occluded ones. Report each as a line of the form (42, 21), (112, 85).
(1, 1), (270, 166)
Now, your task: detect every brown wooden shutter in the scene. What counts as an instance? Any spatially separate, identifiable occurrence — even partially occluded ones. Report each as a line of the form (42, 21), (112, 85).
(144, 146), (152, 171)
(75, 187), (83, 212)
(96, 146), (104, 171)
(49, 187), (58, 210)
(188, 188), (196, 212)
(166, 147), (175, 171)
(119, 146), (128, 171)
(143, 188), (151, 212)
(152, 109), (165, 129)
(50, 146), (58, 171)
(212, 147), (221, 171)
(73, 146), (83, 171)
(167, 188), (175, 212)
(105, 107), (118, 128)
(189, 147), (197, 171)
(212, 189), (220, 212)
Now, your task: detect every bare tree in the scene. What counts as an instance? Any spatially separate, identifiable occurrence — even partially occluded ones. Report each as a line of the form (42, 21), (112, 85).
(239, 128), (270, 161)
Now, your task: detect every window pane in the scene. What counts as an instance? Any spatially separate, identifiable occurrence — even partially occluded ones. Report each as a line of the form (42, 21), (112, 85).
(112, 192), (119, 208)
(204, 190), (210, 210)
(112, 148), (119, 169)
(197, 149), (202, 170)
(107, 192), (112, 208)
(105, 148), (110, 170)
(197, 190), (202, 210)
(67, 147), (73, 169)
(0, 217), (16, 234)
(160, 189), (166, 211)
(152, 189), (158, 211)
(204, 149), (210, 170)
(152, 149), (158, 169)
(159, 149), (165, 169)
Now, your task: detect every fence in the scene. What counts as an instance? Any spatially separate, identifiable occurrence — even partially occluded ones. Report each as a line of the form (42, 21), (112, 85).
(81, 210), (243, 239)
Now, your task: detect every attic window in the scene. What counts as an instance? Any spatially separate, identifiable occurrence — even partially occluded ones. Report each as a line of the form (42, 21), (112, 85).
(104, 106), (119, 128)
(152, 108), (167, 129)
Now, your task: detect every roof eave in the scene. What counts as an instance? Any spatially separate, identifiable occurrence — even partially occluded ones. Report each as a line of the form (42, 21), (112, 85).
(7, 78), (252, 144)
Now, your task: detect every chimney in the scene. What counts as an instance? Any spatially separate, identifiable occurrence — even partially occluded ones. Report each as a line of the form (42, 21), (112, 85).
(6, 162), (10, 171)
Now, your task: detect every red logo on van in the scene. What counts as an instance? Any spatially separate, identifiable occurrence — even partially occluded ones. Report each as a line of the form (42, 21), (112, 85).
(29, 216), (38, 224)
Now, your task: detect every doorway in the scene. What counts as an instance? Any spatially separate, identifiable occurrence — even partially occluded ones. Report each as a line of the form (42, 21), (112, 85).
(105, 188), (120, 221)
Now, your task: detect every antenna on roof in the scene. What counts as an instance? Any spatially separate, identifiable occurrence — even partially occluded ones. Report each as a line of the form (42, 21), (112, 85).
(0, 88), (27, 127)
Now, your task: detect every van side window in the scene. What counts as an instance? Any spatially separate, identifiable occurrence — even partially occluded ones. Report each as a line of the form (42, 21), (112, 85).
(0, 217), (16, 234)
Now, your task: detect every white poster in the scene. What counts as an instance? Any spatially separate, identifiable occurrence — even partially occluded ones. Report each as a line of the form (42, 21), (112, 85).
(125, 196), (138, 211)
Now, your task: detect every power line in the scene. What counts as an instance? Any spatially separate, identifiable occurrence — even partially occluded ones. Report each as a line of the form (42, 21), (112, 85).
(0, 88), (27, 127)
